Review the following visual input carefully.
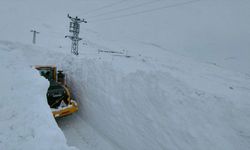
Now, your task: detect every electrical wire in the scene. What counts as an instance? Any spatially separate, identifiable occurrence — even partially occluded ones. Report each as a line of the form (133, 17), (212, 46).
(89, 0), (163, 19)
(84, 0), (127, 15)
(89, 0), (201, 23)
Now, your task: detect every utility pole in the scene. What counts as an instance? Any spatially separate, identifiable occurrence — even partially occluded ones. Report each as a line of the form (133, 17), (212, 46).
(65, 14), (87, 55)
(30, 30), (39, 44)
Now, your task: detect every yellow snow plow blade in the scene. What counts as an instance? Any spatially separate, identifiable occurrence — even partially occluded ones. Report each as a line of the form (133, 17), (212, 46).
(52, 100), (78, 118)
(34, 65), (79, 118)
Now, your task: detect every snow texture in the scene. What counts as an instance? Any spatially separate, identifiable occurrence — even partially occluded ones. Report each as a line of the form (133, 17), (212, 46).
(0, 0), (250, 150)
(0, 41), (77, 150)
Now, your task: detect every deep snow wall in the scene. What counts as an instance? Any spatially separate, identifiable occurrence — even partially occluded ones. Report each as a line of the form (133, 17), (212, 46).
(62, 55), (250, 150)
(0, 41), (76, 150)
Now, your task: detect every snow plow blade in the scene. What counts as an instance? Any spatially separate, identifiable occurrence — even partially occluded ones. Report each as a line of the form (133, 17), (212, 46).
(35, 65), (79, 118)
(52, 100), (78, 118)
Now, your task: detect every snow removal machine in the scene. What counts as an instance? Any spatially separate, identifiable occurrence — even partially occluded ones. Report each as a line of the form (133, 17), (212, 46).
(35, 65), (78, 118)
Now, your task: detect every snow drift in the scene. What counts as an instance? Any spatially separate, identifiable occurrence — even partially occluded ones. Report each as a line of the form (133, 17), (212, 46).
(61, 51), (250, 150)
(0, 41), (76, 150)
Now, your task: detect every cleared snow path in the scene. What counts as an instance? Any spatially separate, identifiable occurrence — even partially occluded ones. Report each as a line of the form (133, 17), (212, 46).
(57, 115), (118, 150)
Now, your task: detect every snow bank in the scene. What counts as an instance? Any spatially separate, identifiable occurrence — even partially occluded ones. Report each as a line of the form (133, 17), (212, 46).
(0, 41), (76, 150)
(62, 53), (250, 150)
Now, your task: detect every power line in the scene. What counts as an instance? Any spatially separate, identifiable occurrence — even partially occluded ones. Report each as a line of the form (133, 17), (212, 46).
(84, 0), (127, 16)
(89, 0), (201, 23)
(90, 0), (163, 19)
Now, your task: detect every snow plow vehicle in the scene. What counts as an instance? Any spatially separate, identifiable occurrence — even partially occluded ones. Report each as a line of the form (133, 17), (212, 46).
(35, 65), (78, 118)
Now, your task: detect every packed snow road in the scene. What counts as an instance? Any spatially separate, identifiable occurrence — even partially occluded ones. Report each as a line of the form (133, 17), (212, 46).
(57, 115), (118, 150)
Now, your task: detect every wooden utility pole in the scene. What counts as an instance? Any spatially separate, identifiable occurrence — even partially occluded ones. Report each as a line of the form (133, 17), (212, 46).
(30, 30), (39, 44)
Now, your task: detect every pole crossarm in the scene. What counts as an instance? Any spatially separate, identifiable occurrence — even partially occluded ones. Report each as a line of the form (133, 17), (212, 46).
(30, 30), (40, 34)
(65, 35), (82, 41)
(30, 29), (39, 44)
(67, 14), (87, 23)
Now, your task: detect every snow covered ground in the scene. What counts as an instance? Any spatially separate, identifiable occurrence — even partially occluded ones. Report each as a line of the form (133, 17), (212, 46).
(0, 41), (76, 150)
(0, 0), (250, 150)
